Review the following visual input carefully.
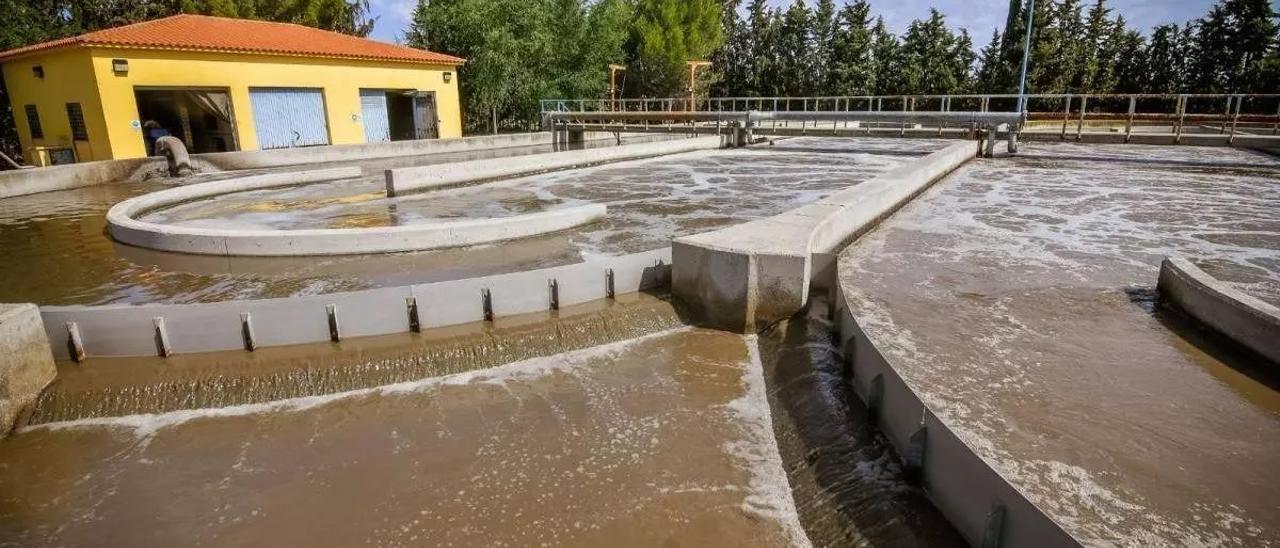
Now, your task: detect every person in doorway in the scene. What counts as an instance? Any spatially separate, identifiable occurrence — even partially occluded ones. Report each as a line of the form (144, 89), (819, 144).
(142, 120), (171, 156)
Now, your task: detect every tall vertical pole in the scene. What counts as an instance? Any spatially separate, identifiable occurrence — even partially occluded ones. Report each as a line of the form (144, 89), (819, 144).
(1016, 0), (1036, 113)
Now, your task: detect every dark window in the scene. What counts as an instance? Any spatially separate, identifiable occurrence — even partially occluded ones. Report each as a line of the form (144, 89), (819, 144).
(66, 103), (88, 140)
(24, 105), (42, 139)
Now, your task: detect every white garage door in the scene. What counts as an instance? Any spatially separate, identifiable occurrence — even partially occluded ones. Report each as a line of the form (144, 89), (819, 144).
(249, 88), (330, 149)
(360, 89), (391, 143)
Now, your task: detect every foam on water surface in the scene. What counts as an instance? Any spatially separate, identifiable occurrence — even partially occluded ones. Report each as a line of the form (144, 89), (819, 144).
(838, 141), (1280, 546)
(0, 328), (810, 547)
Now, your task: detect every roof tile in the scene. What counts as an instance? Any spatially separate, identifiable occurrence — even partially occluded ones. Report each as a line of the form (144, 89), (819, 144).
(0, 14), (465, 65)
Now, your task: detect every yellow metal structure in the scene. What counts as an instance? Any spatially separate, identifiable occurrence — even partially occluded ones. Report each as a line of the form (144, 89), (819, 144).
(2, 47), (462, 164)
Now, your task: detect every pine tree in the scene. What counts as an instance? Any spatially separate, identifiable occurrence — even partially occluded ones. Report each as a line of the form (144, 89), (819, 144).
(776, 0), (812, 96)
(627, 0), (724, 97)
(869, 17), (903, 94)
(810, 0), (837, 95)
(827, 0), (875, 95)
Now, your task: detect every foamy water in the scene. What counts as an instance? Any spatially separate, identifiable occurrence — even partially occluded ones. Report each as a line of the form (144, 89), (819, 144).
(838, 142), (1280, 546)
(1, 328), (809, 547)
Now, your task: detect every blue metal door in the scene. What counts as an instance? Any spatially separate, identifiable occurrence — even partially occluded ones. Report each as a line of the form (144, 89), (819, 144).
(249, 88), (329, 149)
(360, 89), (390, 143)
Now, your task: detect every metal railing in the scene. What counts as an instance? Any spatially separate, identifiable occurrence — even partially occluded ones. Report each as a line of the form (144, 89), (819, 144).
(541, 93), (1280, 141)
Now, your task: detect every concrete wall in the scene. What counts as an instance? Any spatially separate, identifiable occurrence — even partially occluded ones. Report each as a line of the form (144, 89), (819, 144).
(672, 141), (977, 331)
(386, 136), (725, 196)
(1158, 257), (1280, 365)
(830, 289), (1079, 547)
(0, 304), (57, 436)
(40, 248), (671, 359)
(106, 166), (606, 256)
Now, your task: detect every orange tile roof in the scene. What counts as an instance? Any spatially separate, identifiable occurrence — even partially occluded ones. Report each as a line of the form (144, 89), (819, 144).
(0, 14), (465, 65)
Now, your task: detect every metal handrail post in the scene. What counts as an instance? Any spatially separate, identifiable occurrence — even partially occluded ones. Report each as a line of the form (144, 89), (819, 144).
(1061, 95), (1071, 140)
(1175, 95), (1186, 144)
(1076, 95), (1087, 141)
(1125, 96), (1136, 143)
(1229, 94), (1241, 143)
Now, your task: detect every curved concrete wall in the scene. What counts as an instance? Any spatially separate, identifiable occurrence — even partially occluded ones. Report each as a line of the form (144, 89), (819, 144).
(40, 248), (671, 359)
(386, 136), (725, 196)
(830, 287), (1079, 547)
(1158, 257), (1280, 364)
(672, 140), (978, 331)
(106, 167), (606, 256)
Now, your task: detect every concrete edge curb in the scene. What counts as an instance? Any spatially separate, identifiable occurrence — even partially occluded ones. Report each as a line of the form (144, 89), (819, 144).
(39, 248), (672, 359)
(671, 141), (978, 331)
(1157, 257), (1280, 364)
(830, 280), (1080, 547)
(386, 136), (725, 196)
(106, 167), (606, 256)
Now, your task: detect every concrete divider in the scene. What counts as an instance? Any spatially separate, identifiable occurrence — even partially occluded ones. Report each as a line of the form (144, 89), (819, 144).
(106, 166), (606, 256)
(0, 158), (153, 200)
(1158, 257), (1280, 364)
(672, 141), (977, 331)
(830, 287), (1079, 547)
(0, 304), (57, 436)
(385, 136), (725, 196)
(40, 248), (671, 359)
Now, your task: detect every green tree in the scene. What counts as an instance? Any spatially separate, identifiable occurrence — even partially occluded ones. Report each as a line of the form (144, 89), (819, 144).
(776, 0), (812, 95)
(827, 0), (875, 95)
(868, 17), (902, 94)
(626, 0), (724, 98)
(1144, 24), (1189, 93)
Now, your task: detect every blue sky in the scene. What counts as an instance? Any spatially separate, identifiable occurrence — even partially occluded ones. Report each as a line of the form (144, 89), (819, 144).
(365, 0), (1270, 44)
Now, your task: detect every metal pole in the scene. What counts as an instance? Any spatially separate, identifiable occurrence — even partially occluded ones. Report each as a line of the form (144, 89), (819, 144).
(1125, 96), (1135, 143)
(1016, 0), (1036, 113)
(1076, 95), (1087, 141)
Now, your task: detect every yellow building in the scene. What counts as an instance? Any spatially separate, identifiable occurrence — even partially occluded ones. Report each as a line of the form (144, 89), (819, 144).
(0, 14), (465, 165)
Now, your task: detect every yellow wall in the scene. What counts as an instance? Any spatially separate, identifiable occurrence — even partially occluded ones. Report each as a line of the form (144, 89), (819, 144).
(1, 48), (111, 164)
(3, 46), (462, 162)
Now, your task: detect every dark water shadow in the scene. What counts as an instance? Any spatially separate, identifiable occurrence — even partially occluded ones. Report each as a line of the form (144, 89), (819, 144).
(754, 294), (964, 547)
(1124, 286), (1280, 391)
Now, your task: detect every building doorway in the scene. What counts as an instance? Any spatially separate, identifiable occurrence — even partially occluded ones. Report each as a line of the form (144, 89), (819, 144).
(134, 88), (238, 156)
(360, 89), (438, 143)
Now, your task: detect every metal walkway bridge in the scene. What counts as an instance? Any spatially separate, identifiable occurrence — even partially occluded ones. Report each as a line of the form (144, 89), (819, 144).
(541, 93), (1280, 154)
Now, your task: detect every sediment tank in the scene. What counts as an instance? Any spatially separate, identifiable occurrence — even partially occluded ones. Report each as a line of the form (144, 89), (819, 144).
(1, 131), (1277, 547)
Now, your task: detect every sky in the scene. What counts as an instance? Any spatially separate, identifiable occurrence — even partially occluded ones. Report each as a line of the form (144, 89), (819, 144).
(365, 0), (1271, 44)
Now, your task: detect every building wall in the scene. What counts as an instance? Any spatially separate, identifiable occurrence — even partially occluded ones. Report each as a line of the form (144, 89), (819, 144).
(1, 49), (111, 165)
(87, 48), (461, 159)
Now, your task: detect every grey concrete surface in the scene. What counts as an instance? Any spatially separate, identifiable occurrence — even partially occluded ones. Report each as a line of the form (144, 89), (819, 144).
(0, 304), (56, 437)
(107, 167), (606, 256)
(1159, 257), (1280, 365)
(672, 140), (977, 331)
(385, 136), (724, 196)
(39, 248), (670, 359)
(0, 158), (152, 200)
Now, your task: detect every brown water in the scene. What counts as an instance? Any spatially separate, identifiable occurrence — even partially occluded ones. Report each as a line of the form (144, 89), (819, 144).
(28, 293), (684, 424)
(756, 292), (964, 547)
(0, 137), (941, 306)
(838, 142), (1280, 546)
(0, 327), (811, 547)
